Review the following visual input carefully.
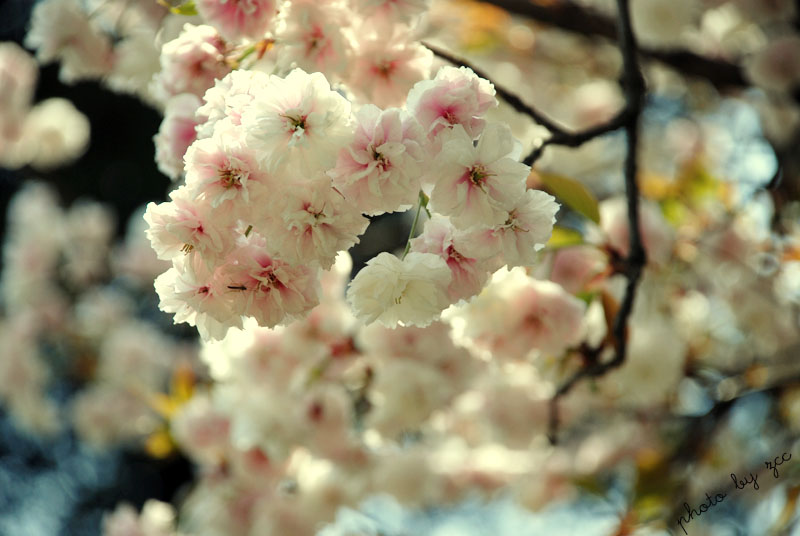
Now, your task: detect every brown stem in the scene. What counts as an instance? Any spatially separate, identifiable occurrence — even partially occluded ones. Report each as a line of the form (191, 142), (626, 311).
(422, 42), (629, 166)
(423, 41), (570, 136)
(548, 0), (647, 445)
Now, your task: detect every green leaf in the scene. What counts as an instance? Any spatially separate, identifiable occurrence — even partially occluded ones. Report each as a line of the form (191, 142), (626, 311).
(170, 1), (197, 15)
(539, 172), (600, 224)
(545, 225), (584, 250)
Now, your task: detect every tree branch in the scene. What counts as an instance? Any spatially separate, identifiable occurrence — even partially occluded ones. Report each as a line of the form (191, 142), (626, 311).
(478, 0), (749, 91)
(422, 41), (570, 136)
(422, 42), (629, 166)
(548, 0), (647, 445)
(522, 112), (626, 165)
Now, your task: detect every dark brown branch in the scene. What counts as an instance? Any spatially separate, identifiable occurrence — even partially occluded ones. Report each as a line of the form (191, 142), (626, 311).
(421, 42), (630, 166)
(479, 0), (748, 91)
(548, 0), (647, 445)
(523, 112), (627, 165)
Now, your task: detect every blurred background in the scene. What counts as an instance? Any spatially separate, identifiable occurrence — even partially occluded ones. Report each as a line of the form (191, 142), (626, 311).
(1, 0), (799, 534)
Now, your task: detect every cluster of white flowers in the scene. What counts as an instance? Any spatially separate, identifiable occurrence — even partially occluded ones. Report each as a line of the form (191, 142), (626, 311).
(0, 43), (90, 170)
(0, 183), (196, 447)
(117, 252), (594, 536)
(148, 55), (559, 338)
(24, 0), (181, 103)
(8, 0), (800, 534)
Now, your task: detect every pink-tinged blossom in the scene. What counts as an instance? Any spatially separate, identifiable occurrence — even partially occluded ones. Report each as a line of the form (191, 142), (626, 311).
(411, 215), (490, 302)
(329, 104), (425, 215)
(17, 98), (90, 171)
(348, 34), (432, 108)
(196, 0), (280, 41)
(241, 68), (352, 175)
(503, 279), (586, 358)
(151, 24), (231, 103)
(352, 0), (431, 24)
(275, 2), (350, 76)
(549, 245), (607, 294)
(171, 393), (231, 466)
(429, 123), (528, 229)
(143, 187), (230, 262)
(25, 0), (114, 83)
(106, 32), (163, 103)
(346, 251), (452, 327)
(71, 386), (156, 447)
(196, 70), (269, 139)
(102, 500), (178, 536)
(184, 129), (268, 208)
(0, 44), (36, 167)
(451, 268), (585, 359)
(365, 359), (450, 437)
(96, 322), (172, 390)
(155, 255), (241, 341)
(0, 42), (37, 122)
(744, 35), (800, 93)
(112, 206), (171, 285)
(219, 234), (321, 329)
(462, 189), (559, 268)
(154, 93), (202, 181)
(0, 321), (57, 434)
(600, 196), (674, 266)
(406, 65), (497, 141)
(267, 178), (369, 270)
(602, 317), (687, 407)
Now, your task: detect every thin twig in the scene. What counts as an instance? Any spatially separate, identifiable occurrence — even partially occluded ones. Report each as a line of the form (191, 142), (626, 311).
(523, 111), (627, 165)
(422, 42), (628, 166)
(401, 191), (426, 260)
(422, 41), (569, 135)
(548, 0), (647, 445)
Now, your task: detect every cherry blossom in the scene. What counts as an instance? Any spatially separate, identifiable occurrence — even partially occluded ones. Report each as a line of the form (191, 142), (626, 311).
(461, 188), (559, 268)
(347, 32), (432, 108)
(410, 215), (490, 302)
(196, 69), (270, 140)
(449, 267), (586, 360)
(329, 104), (426, 215)
(11, 97), (89, 171)
(407, 65), (497, 141)
(599, 196), (674, 266)
(103, 500), (178, 536)
(196, 0), (280, 41)
(275, 2), (350, 77)
(144, 187), (231, 262)
(217, 233), (321, 329)
(184, 128), (268, 208)
(346, 252), (452, 327)
(25, 0), (114, 83)
(150, 23), (231, 103)
(351, 0), (431, 24)
(744, 35), (800, 93)
(266, 178), (369, 269)
(153, 93), (202, 181)
(428, 123), (529, 229)
(154, 254), (242, 341)
(241, 68), (353, 175)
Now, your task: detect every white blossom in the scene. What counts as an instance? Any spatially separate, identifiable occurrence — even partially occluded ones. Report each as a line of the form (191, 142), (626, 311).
(347, 252), (452, 327)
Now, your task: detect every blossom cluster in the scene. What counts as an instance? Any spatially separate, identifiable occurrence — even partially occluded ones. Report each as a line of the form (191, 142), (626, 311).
(101, 252), (594, 536)
(6, 0), (800, 534)
(147, 58), (559, 338)
(0, 182), (201, 449)
(0, 43), (89, 170)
